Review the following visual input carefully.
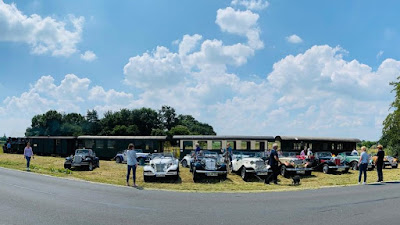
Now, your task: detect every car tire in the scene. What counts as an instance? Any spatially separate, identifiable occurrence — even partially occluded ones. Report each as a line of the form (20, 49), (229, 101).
(182, 159), (188, 168)
(193, 168), (200, 182)
(144, 176), (151, 182)
(351, 161), (358, 170)
(88, 162), (93, 171)
(322, 164), (330, 174)
(220, 173), (227, 180)
(241, 167), (249, 181)
(393, 165), (398, 169)
(344, 168), (350, 173)
(116, 157), (121, 164)
(281, 165), (289, 178)
(305, 171), (312, 176)
(64, 164), (71, 169)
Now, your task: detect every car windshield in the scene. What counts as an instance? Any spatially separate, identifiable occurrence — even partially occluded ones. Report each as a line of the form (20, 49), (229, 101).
(76, 149), (89, 155)
(203, 151), (218, 158)
(135, 149), (143, 153)
(317, 152), (332, 158)
(281, 152), (297, 157)
(238, 151), (263, 158)
(343, 152), (352, 156)
(151, 153), (173, 159)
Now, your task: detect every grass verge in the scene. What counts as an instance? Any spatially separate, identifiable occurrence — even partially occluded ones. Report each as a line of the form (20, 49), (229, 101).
(1, 153), (399, 192)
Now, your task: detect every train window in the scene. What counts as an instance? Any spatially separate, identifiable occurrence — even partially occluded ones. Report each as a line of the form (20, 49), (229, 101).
(212, 141), (221, 150)
(323, 143), (328, 151)
(96, 140), (104, 149)
(241, 141), (250, 150)
(107, 140), (115, 149)
(84, 140), (94, 149)
(337, 143), (343, 150)
(183, 141), (193, 150)
(198, 141), (207, 150)
(293, 143), (301, 150)
(332, 143), (335, 150)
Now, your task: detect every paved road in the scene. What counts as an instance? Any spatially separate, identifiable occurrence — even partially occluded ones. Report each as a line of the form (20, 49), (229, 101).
(1, 167), (399, 225)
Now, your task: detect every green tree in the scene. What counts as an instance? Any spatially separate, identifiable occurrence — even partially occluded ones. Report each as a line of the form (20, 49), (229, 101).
(169, 125), (190, 136)
(381, 77), (400, 156)
(158, 105), (177, 131)
(177, 115), (216, 135)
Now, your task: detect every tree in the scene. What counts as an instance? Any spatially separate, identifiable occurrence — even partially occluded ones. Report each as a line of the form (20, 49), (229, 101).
(168, 125), (190, 136)
(158, 105), (177, 131)
(177, 115), (216, 135)
(381, 77), (400, 156)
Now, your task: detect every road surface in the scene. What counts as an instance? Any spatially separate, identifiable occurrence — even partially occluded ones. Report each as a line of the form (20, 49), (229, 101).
(0, 167), (399, 225)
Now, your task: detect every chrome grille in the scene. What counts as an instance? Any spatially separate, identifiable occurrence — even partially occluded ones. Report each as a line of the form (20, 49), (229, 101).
(255, 161), (265, 170)
(155, 164), (165, 172)
(205, 160), (216, 170)
(74, 156), (82, 163)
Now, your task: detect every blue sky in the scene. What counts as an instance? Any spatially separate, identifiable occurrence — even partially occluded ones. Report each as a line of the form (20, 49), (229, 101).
(1, 0), (400, 140)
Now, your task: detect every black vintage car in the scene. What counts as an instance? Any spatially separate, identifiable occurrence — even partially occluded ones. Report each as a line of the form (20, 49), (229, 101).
(190, 151), (227, 182)
(312, 152), (349, 174)
(64, 149), (99, 171)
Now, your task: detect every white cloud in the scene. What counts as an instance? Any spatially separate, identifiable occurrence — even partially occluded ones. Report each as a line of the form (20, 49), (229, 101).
(231, 0), (269, 11)
(80, 50), (97, 61)
(286, 34), (303, 44)
(216, 7), (263, 50)
(0, 1), (84, 56)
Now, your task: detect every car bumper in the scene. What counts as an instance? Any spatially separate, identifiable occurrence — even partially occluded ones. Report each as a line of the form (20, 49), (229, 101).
(143, 171), (178, 177)
(65, 162), (90, 167)
(195, 170), (227, 174)
(328, 165), (349, 170)
(245, 169), (271, 175)
(286, 167), (313, 172)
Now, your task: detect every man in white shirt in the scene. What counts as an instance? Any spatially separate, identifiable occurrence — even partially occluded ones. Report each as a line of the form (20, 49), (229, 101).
(126, 143), (138, 187)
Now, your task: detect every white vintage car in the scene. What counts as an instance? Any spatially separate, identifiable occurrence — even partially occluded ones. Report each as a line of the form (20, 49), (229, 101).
(143, 153), (179, 182)
(114, 149), (150, 165)
(181, 151), (194, 167)
(231, 151), (270, 181)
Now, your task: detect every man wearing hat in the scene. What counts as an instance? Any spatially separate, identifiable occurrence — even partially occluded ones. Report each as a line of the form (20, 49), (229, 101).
(265, 143), (281, 185)
(376, 145), (385, 182)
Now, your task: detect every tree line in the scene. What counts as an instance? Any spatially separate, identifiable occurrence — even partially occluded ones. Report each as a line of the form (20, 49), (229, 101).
(25, 106), (216, 137)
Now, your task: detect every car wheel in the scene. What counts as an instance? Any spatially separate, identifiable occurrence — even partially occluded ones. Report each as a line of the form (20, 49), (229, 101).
(116, 157), (121, 164)
(322, 164), (330, 174)
(281, 165), (288, 178)
(139, 158), (145, 165)
(351, 161), (358, 170)
(88, 162), (93, 171)
(393, 165), (398, 169)
(144, 176), (151, 182)
(305, 171), (312, 176)
(220, 173), (227, 180)
(193, 168), (200, 182)
(344, 168), (350, 173)
(64, 164), (71, 169)
(241, 167), (249, 181)
(182, 159), (188, 168)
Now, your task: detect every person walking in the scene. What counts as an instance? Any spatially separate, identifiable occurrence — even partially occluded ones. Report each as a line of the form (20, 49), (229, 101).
(376, 144), (385, 182)
(358, 146), (368, 184)
(23, 142), (34, 171)
(265, 143), (281, 185)
(226, 142), (233, 162)
(126, 143), (138, 187)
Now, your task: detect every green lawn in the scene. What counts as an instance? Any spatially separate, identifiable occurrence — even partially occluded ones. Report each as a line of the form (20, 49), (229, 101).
(1, 153), (399, 192)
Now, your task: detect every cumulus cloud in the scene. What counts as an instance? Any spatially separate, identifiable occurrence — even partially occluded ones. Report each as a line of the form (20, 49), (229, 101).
(216, 7), (263, 50)
(80, 50), (97, 61)
(0, 1), (84, 56)
(231, 0), (269, 11)
(286, 34), (303, 44)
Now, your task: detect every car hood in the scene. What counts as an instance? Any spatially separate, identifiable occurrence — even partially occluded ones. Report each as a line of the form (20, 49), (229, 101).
(241, 157), (264, 162)
(151, 158), (174, 164)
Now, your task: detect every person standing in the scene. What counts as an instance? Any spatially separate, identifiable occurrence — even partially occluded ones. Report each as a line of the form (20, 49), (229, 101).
(351, 149), (358, 156)
(23, 142), (34, 171)
(6, 141), (11, 153)
(226, 142), (233, 162)
(126, 143), (138, 187)
(307, 148), (313, 159)
(265, 143), (281, 185)
(358, 146), (368, 184)
(376, 145), (385, 182)
(300, 147), (306, 157)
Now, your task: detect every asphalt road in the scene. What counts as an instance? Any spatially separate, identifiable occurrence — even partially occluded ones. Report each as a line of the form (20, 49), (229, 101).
(1, 167), (399, 225)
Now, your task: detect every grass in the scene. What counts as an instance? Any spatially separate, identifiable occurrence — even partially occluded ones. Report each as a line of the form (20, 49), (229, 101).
(1, 152), (400, 192)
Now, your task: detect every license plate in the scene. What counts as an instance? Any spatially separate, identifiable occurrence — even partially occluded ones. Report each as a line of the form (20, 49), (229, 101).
(297, 170), (305, 174)
(156, 174), (165, 177)
(206, 172), (218, 176)
(257, 172), (269, 175)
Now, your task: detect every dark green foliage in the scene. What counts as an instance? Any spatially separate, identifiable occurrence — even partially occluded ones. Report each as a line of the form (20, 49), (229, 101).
(381, 77), (400, 156)
(357, 140), (377, 149)
(25, 106), (216, 137)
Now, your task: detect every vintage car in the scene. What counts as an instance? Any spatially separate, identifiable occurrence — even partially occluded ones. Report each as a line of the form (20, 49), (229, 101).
(278, 152), (313, 178)
(312, 152), (349, 174)
(114, 149), (150, 165)
(231, 151), (270, 181)
(64, 149), (99, 171)
(371, 155), (398, 169)
(181, 151), (194, 167)
(190, 151), (227, 182)
(143, 153), (179, 182)
(337, 152), (375, 171)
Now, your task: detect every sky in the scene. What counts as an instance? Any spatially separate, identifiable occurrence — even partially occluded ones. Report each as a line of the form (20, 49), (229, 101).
(1, 0), (400, 140)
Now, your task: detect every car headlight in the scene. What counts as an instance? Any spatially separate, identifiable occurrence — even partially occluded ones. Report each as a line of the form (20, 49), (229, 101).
(250, 161), (255, 165)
